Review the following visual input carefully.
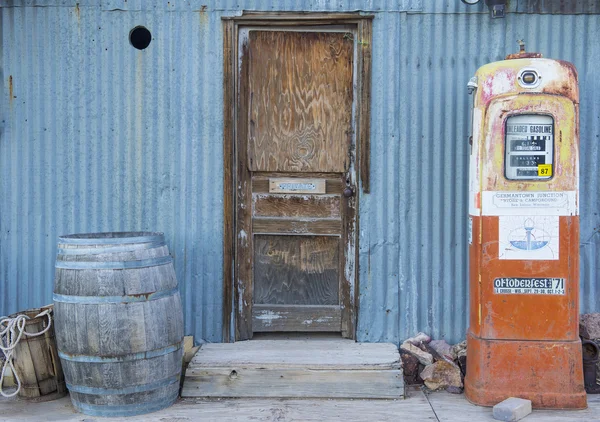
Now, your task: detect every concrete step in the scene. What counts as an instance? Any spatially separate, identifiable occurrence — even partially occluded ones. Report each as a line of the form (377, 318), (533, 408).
(181, 339), (404, 399)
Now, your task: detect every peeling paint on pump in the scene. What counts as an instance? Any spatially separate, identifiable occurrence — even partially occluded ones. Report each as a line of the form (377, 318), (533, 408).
(465, 50), (586, 409)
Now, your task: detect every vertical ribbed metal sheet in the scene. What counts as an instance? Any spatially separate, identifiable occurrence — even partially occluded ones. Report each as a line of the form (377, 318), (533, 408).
(1, 2), (599, 344)
(0, 4), (227, 342)
(358, 10), (600, 344)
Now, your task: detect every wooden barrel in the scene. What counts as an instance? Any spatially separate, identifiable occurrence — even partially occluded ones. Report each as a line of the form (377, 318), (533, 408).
(8, 305), (67, 402)
(53, 232), (184, 417)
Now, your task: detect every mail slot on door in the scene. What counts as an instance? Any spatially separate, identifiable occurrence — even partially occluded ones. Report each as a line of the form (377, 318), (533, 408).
(464, 45), (586, 409)
(269, 178), (326, 194)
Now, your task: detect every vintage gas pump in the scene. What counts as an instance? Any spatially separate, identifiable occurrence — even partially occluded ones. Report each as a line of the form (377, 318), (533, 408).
(464, 45), (586, 409)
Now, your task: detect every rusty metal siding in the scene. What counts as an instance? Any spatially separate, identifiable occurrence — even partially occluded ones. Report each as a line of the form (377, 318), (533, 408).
(1, 2), (599, 344)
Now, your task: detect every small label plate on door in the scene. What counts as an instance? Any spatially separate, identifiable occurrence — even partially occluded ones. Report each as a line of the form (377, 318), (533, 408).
(269, 178), (326, 194)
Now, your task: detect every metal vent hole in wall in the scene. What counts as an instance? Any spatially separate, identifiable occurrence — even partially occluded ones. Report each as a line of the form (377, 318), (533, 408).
(130, 26), (152, 50)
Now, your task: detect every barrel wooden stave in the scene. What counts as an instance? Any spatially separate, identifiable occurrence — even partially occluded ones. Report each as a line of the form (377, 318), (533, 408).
(54, 232), (183, 417)
(54, 294), (182, 357)
(54, 246), (175, 297)
(63, 351), (182, 407)
(70, 387), (179, 417)
(57, 245), (169, 265)
(70, 384), (179, 407)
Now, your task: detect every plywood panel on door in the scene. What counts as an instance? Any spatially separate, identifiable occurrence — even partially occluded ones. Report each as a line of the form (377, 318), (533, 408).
(254, 235), (339, 305)
(247, 31), (354, 173)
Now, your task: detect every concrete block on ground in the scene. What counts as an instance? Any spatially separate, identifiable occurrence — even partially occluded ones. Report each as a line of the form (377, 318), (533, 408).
(492, 397), (532, 421)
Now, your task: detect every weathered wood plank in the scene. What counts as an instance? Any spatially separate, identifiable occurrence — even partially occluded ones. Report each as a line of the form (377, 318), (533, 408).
(253, 236), (339, 305)
(10, 390), (600, 421)
(146, 297), (169, 351)
(252, 305), (341, 332)
(357, 18), (372, 193)
(247, 31), (353, 173)
(0, 390), (442, 422)
(74, 301), (88, 356)
(84, 301), (100, 356)
(12, 334), (37, 396)
(36, 335), (59, 397)
(253, 194), (341, 218)
(189, 340), (401, 370)
(340, 175), (356, 339)
(122, 266), (143, 295)
(222, 18), (235, 343)
(125, 302), (147, 353)
(62, 304), (78, 357)
(253, 218), (342, 235)
(25, 336), (54, 396)
(26, 333), (53, 395)
(98, 304), (120, 356)
(227, 12), (376, 22)
(166, 294), (183, 346)
(183, 336), (200, 365)
(182, 367), (403, 399)
(235, 30), (254, 340)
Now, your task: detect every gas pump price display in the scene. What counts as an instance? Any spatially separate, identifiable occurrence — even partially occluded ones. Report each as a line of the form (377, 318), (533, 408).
(510, 155), (545, 167)
(505, 115), (554, 180)
(511, 139), (546, 152)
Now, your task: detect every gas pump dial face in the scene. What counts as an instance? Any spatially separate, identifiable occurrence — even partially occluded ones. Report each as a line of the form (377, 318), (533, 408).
(505, 114), (554, 180)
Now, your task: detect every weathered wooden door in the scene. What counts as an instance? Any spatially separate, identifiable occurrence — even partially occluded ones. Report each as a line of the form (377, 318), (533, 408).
(235, 28), (358, 340)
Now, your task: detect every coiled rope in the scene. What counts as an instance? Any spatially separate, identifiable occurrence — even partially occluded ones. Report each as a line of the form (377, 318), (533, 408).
(0, 309), (52, 398)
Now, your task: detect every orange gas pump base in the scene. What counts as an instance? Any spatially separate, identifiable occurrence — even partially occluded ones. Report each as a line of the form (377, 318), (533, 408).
(464, 332), (587, 409)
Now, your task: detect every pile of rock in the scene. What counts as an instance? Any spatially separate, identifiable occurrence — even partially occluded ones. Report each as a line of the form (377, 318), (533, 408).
(580, 313), (600, 387)
(399, 332), (466, 394)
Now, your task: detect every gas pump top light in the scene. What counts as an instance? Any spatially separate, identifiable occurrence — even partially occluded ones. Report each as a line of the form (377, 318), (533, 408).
(521, 72), (537, 84)
(518, 68), (541, 88)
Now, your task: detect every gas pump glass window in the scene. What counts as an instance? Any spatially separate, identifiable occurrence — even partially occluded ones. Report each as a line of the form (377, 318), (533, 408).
(505, 114), (554, 180)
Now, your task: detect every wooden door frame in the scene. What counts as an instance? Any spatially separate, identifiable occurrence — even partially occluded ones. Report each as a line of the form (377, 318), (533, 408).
(222, 12), (373, 342)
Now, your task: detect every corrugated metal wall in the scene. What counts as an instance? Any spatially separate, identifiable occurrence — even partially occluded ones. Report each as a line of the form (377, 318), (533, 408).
(359, 10), (600, 344)
(1, 1), (599, 344)
(0, 3), (227, 341)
